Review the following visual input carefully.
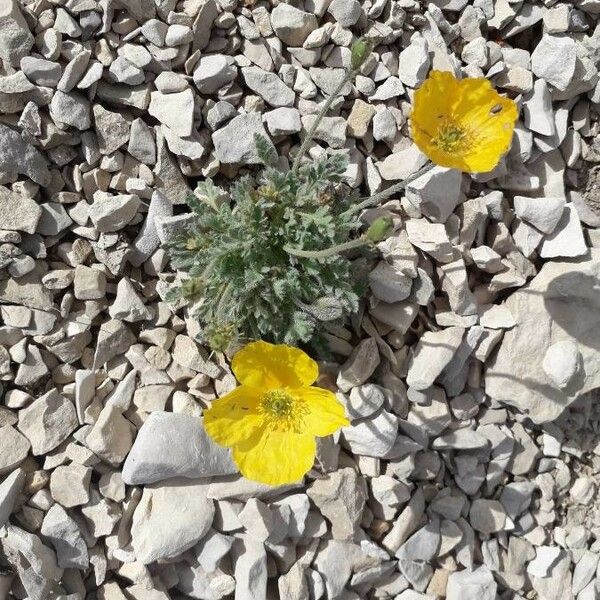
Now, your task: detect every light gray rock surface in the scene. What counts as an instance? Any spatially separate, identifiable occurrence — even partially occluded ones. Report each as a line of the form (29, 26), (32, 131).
(486, 251), (600, 423)
(122, 411), (237, 485)
(131, 478), (215, 564)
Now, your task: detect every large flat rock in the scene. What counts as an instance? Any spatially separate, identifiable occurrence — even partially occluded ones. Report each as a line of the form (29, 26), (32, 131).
(122, 411), (237, 485)
(486, 249), (600, 423)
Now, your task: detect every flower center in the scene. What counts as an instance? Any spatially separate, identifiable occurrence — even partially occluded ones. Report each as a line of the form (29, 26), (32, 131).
(261, 390), (295, 418)
(432, 120), (471, 153)
(260, 389), (308, 431)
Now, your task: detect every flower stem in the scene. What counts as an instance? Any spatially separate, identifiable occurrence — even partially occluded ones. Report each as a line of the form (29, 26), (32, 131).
(292, 68), (356, 173)
(284, 236), (370, 260)
(343, 161), (435, 217)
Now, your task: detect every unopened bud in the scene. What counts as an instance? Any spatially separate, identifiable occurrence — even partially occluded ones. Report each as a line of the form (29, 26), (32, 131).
(180, 277), (205, 302)
(351, 38), (373, 71)
(365, 216), (394, 242)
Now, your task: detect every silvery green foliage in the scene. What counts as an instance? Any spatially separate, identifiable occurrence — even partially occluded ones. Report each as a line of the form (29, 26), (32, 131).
(165, 140), (366, 353)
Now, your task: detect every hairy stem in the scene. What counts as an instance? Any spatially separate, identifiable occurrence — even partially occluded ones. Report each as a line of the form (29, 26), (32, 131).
(292, 68), (356, 172)
(284, 236), (370, 259)
(343, 161), (435, 217)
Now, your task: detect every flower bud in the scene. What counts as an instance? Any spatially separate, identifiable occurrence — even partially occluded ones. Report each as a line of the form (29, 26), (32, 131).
(180, 277), (205, 302)
(351, 38), (373, 71)
(365, 216), (394, 242)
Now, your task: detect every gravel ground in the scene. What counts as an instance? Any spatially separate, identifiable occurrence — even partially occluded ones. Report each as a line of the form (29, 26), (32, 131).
(1, 0), (600, 599)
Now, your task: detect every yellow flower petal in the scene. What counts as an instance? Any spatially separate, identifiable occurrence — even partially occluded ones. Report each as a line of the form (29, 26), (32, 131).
(232, 429), (316, 486)
(293, 386), (349, 437)
(411, 70), (518, 173)
(204, 386), (263, 447)
(232, 340), (318, 389)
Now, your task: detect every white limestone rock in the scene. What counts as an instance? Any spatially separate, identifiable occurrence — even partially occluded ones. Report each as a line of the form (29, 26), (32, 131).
(131, 478), (215, 564)
(369, 260), (413, 303)
(446, 566), (497, 600)
(242, 67), (295, 107)
(407, 327), (465, 390)
(406, 166), (463, 223)
(342, 410), (399, 458)
(542, 340), (581, 389)
(270, 4), (317, 46)
(337, 338), (380, 393)
(17, 389), (78, 455)
(486, 250), (600, 423)
(307, 468), (367, 540)
(40, 503), (89, 570)
(0, 0), (34, 67)
(539, 204), (587, 258)
(86, 404), (134, 467)
(0, 185), (42, 234)
(122, 411), (237, 485)
(0, 427), (29, 474)
(212, 112), (275, 165)
(89, 193), (141, 233)
(513, 196), (565, 234)
(531, 34), (577, 91)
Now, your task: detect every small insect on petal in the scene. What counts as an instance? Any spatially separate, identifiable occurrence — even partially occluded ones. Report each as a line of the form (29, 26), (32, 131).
(410, 71), (519, 173)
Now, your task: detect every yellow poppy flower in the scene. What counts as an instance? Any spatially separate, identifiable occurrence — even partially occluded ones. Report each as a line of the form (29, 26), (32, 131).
(204, 340), (349, 486)
(411, 70), (518, 173)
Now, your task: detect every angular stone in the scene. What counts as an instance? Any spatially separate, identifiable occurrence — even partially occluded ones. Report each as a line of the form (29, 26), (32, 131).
(49, 90), (91, 130)
(20, 56), (61, 87)
(0, 185), (41, 234)
(513, 196), (565, 234)
(398, 35), (431, 88)
(193, 54), (237, 95)
(446, 565), (496, 600)
(407, 327), (465, 390)
(131, 478), (215, 564)
(0, 468), (25, 528)
(0, 426), (29, 474)
(50, 464), (92, 508)
(0, 0), (34, 67)
(176, 563), (235, 599)
(18, 389), (78, 455)
(539, 204), (587, 258)
(369, 261), (413, 303)
(0, 123), (50, 186)
(148, 89), (195, 137)
(41, 503), (89, 569)
(337, 338), (380, 393)
(397, 520), (440, 561)
(2, 524), (62, 582)
(128, 118), (156, 165)
(242, 66), (295, 107)
(109, 277), (152, 322)
(342, 410), (398, 458)
(343, 384), (387, 420)
(307, 468), (367, 540)
(468, 499), (506, 534)
(212, 112), (275, 165)
(531, 34), (577, 91)
(93, 320), (135, 368)
(86, 405), (133, 466)
(270, 4), (317, 46)
(89, 193), (141, 233)
(122, 411), (237, 485)
(406, 167), (462, 223)
(93, 104), (131, 155)
(129, 189), (173, 266)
